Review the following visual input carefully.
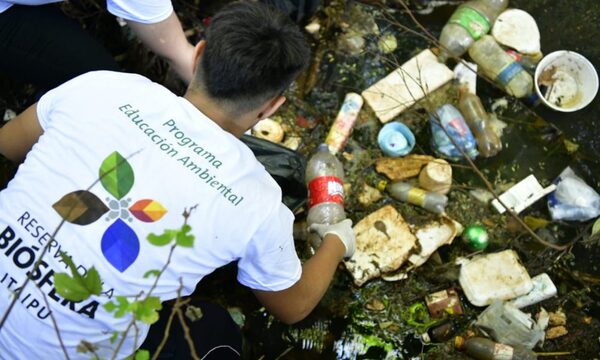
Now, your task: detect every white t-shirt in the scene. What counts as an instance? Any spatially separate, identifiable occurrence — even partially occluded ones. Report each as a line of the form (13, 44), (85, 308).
(0, 0), (173, 23)
(0, 71), (301, 359)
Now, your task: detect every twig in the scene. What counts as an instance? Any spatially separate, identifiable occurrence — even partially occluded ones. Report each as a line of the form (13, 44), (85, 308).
(111, 205), (197, 359)
(37, 289), (71, 360)
(176, 307), (201, 360)
(536, 351), (573, 357)
(151, 287), (191, 360)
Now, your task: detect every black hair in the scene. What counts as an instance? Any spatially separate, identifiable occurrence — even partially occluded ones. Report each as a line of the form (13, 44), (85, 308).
(195, 1), (310, 114)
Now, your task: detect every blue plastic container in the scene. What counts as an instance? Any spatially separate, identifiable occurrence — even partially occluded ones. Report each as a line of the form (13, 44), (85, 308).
(377, 122), (416, 157)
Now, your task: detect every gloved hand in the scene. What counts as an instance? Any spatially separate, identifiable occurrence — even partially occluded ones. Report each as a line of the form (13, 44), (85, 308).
(308, 219), (356, 259)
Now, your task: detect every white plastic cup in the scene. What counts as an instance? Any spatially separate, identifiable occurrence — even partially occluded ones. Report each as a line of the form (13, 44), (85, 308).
(534, 50), (599, 112)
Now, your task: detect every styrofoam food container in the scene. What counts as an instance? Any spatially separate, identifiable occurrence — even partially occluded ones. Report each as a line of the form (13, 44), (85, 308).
(459, 250), (534, 307)
(534, 50), (599, 112)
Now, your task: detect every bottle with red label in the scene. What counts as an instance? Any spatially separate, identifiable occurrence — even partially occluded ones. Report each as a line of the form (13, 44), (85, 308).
(306, 144), (346, 252)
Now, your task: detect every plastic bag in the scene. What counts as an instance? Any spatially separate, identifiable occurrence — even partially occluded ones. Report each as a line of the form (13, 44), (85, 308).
(241, 135), (307, 213)
(430, 104), (479, 160)
(547, 167), (600, 221)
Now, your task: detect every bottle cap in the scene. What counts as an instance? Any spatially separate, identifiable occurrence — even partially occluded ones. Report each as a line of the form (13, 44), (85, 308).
(377, 122), (415, 157)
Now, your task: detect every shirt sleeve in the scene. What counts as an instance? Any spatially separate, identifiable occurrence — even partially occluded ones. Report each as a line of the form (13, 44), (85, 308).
(106, 0), (173, 23)
(237, 202), (302, 291)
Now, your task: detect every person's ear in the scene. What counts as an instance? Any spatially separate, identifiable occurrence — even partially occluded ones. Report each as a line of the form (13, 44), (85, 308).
(192, 40), (207, 75)
(259, 96), (286, 120)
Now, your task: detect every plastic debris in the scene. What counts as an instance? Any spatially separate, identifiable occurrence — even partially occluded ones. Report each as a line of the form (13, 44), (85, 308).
(2, 109), (16, 122)
(475, 300), (544, 349)
(252, 118), (284, 143)
(508, 273), (557, 309)
(430, 104), (479, 160)
(418, 159), (452, 195)
(454, 61), (478, 94)
(325, 92), (364, 155)
(425, 288), (464, 319)
(377, 121), (415, 157)
(547, 167), (600, 221)
(491, 174), (556, 214)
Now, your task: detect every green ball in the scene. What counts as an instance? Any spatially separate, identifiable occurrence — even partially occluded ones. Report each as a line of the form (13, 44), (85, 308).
(462, 225), (489, 250)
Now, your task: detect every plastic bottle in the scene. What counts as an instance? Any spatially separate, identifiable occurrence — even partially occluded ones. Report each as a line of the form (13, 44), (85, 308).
(438, 0), (509, 61)
(386, 181), (447, 214)
(455, 336), (538, 360)
(430, 104), (479, 160)
(421, 320), (458, 343)
(458, 90), (502, 157)
(505, 50), (541, 74)
(305, 144), (346, 251)
(325, 93), (364, 155)
(468, 35), (533, 98)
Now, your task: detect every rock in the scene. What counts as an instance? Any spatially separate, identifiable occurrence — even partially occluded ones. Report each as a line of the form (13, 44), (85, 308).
(366, 299), (386, 311)
(545, 325), (568, 340)
(357, 183), (383, 206)
(375, 154), (435, 181)
(549, 310), (567, 326)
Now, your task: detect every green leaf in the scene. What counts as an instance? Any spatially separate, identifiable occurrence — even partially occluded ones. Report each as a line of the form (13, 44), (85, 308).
(59, 251), (81, 280)
(54, 273), (91, 302)
(132, 296), (162, 325)
(109, 331), (120, 344)
(99, 151), (135, 200)
(143, 269), (161, 279)
(176, 224), (195, 248)
(104, 296), (131, 318)
(82, 267), (103, 296)
(592, 217), (600, 237)
(147, 229), (177, 246)
(135, 349), (150, 360)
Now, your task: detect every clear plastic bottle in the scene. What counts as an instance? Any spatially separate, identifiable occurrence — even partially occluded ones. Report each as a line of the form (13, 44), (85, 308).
(306, 144), (346, 251)
(386, 181), (447, 214)
(468, 35), (533, 98)
(438, 0), (509, 61)
(455, 336), (538, 360)
(458, 90), (502, 157)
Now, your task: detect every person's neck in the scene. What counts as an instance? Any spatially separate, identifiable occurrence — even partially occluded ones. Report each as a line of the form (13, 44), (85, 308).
(183, 89), (246, 137)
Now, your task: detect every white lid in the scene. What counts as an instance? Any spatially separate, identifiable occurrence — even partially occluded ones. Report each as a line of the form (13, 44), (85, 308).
(492, 9), (541, 55)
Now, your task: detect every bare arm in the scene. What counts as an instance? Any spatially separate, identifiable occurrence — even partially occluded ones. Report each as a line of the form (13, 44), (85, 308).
(0, 104), (43, 162)
(126, 11), (195, 84)
(253, 234), (346, 324)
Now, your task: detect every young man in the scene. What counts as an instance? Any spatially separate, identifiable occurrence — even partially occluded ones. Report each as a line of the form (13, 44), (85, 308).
(0, 1), (355, 359)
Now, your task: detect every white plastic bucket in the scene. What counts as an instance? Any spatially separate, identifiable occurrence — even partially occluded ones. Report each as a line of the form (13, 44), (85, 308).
(534, 50), (599, 112)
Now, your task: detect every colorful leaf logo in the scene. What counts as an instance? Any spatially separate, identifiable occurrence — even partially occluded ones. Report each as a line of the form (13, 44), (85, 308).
(99, 151), (134, 200)
(53, 190), (109, 225)
(53, 151), (166, 273)
(130, 199), (167, 223)
(101, 219), (140, 272)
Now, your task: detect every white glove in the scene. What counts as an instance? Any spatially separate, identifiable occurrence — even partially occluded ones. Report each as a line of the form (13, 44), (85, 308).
(308, 219), (356, 259)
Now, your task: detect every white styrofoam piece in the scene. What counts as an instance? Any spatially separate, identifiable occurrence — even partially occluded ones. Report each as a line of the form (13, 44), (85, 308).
(459, 250), (534, 307)
(361, 49), (454, 123)
(492, 9), (541, 55)
(509, 273), (557, 309)
(491, 174), (557, 214)
(454, 61), (478, 94)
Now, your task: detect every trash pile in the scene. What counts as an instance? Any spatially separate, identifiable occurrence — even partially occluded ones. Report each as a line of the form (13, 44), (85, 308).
(241, 0), (600, 358)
